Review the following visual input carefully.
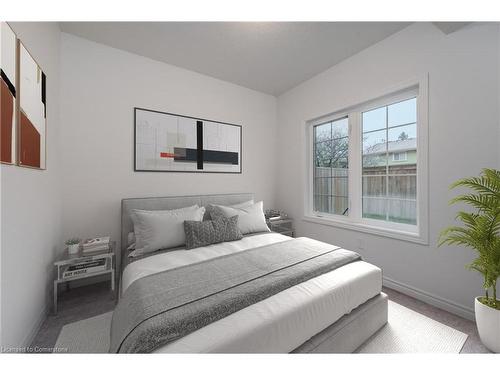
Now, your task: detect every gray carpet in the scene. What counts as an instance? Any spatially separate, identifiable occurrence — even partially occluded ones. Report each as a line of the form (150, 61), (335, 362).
(357, 301), (467, 353)
(55, 312), (112, 353)
(54, 301), (467, 353)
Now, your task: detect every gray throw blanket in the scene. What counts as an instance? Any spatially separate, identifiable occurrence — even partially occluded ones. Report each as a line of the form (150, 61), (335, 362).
(110, 237), (361, 353)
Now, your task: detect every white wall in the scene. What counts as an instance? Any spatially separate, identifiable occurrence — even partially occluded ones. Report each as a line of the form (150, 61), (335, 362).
(0, 22), (61, 347)
(276, 23), (500, 319)
(59, 33), (278, 255)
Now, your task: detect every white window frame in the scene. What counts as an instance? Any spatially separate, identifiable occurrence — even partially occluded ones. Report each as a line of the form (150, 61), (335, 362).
(304, 76), (429, 245)
(392, 152), (408, 162)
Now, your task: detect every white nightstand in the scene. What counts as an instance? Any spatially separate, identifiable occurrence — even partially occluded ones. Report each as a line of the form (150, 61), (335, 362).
(53, 242), (115, 314)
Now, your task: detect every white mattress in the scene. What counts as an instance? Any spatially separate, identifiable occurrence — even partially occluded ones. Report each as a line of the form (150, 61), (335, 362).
(121, 233), (382, 353)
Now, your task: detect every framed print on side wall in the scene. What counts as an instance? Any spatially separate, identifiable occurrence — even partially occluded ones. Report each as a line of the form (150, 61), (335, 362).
(18, 41), (46, 169)
(0, 22), (17, 165)
(134, 108), (242, 173)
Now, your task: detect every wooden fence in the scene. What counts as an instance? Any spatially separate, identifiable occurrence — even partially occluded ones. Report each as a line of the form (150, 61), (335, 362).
(314, 167), (416, 224)
(314, 167), (348, 215)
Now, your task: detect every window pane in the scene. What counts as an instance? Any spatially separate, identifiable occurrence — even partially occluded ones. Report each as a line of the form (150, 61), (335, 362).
(389, 162), (416, 175)
(315, 122), (331, 142)
(314, 140), (332, 167)
(313, 171), (349, 215)
(388, 175), (416, 199)
(314, 165), (331, 178)
(314, 177), (331, 196)
(332, 175), (348, 197)
(313, 118), (349, 216)
(363, 176), (387, 220)
(332, 118), (348, 139)
(363, 175), (386, 197)
(363, 129), (386, 154)
(388, 98), (416, 127)
(388, 199), (416, 225)
(387, 176), (417, 224)
(333, 197), (349, 216)
(388, 123), (416, 142)
(388, 123), (416, 174)
(363, 197), (387, 221)
(331, 137), (349, 168)
(363, 153), (387, 175)
(314, 195), (330, 213)
(362, 107), (386, 133)
(362, 129), (387, 175)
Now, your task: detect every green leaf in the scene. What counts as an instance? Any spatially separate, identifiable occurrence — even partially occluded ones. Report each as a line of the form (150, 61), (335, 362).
(440, 169), (500, 296)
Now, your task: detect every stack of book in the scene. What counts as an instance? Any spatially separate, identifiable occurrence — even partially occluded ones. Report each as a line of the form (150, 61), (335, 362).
(268, 215), (286, 222)
(62, 259), (107, 279)
(82, 236), (110, 253)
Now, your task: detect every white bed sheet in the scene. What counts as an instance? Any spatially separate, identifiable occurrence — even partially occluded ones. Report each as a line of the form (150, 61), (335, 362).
(122, 233), (291, 292)
(121, 233), (382, 353)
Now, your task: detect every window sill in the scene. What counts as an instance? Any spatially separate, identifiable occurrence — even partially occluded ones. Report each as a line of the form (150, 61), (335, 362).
(302, 215), (429, 245)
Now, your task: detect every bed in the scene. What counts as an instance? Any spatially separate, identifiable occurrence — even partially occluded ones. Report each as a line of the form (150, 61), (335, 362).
(114, 193), (388, 353)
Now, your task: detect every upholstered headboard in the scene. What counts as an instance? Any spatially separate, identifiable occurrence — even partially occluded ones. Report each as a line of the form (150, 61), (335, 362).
(119, 193), (254, 275)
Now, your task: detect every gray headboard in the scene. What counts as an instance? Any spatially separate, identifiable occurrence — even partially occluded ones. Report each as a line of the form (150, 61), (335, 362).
(119, 193), (254, 273)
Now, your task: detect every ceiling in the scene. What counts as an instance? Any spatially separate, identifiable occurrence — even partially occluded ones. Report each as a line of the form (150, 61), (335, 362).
(60, 22), (410, 96)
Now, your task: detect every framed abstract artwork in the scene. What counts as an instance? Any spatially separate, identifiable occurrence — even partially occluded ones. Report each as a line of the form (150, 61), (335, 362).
(0, 22), (17, 165)
(19, 41), (46, 169)
(0, 22), (47, 169)
(134, 108), (242, 173)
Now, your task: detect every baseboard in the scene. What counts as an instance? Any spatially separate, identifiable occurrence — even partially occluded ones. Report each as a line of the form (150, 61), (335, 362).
(20, 280), (53, 349)
(20, 303), (47, 349)
(383, 276), (475, 321)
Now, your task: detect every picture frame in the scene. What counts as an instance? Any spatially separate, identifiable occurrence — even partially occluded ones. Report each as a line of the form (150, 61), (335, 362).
(0, 22), (47, 170)
(0, 22), (18, 165)
(134, 107), (242, 174)
(18, 40), (47, 170)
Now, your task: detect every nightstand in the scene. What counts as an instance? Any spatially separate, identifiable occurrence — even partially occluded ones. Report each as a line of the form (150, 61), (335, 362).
(267, 218), (294, 237)
(53, 242), (116, 314)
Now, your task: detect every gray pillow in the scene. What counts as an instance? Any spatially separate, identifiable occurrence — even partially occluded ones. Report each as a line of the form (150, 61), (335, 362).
(208, 201), (269, 235)
(184, 214), (242, 250)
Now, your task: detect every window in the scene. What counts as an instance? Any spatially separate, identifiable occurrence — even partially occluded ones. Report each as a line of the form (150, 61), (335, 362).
(392, 152), (407, 162)
(306, 81), (428, 243)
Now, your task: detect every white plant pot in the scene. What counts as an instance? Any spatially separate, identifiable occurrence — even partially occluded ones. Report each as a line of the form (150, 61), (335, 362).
(67, 244), (80, 254)
(475, 297), (500, 353)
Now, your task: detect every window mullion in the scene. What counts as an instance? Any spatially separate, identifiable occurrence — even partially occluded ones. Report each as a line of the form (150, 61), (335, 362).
(385, 106), (389, 222)
(348, 111), (361, 222)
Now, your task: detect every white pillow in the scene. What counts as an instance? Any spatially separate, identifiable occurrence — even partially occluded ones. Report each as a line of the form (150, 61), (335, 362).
(127, 232), (136, 250)
(230, 199), (254, 209)
(130, 205), (205, 257)
(212, 201), (269, 235)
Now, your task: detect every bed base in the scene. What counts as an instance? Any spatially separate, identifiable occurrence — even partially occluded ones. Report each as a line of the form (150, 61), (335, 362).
(292, 292), (388, 353)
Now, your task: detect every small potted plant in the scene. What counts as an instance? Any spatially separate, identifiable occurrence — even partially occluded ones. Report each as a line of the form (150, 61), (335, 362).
(65, 238), (81, 254)
(439, 168), (500, 352)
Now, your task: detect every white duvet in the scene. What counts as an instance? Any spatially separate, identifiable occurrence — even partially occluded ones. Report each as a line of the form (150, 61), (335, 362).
(121, 233), (382, 353)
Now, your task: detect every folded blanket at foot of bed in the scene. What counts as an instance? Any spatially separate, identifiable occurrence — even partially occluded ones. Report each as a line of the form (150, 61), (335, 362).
(110, 237), (361, 353)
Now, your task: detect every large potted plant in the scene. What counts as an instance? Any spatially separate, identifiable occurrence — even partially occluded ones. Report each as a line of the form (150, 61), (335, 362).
(439, 168), (500, 352)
